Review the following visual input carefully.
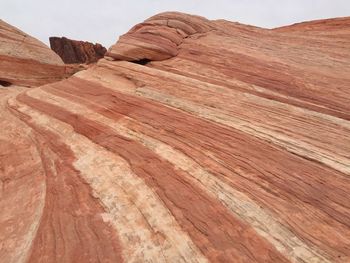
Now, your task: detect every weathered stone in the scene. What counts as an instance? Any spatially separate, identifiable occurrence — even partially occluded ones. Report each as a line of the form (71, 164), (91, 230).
(49, 37), (107, 64)
(0, 19), (72, 87)
(1, 12), (350, 263)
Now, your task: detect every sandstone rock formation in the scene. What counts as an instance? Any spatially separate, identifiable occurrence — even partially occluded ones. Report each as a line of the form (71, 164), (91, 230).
(0, 20), (74, 87)
(1, 12), (350, 263)
(107, 12), (213, 61)
(49, 37), (107, 64)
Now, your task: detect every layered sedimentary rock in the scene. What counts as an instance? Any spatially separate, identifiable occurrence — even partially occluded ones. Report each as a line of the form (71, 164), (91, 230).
(0, 20), (74, 87)
(1, 12), (350, 263)
(107, 12), (213, 61)
(49, 37), (107, 64)
(274, 16), (350, 34)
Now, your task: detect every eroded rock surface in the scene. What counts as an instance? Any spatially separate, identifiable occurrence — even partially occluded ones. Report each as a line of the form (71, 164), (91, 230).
(49, 37), (107, 64)
(106, 12), (213, 61)
(0, 20), (74, 87)
(1, 12), (350, 263)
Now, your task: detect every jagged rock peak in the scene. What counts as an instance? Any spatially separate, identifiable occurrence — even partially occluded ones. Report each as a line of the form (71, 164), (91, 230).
(49, 36), (107, 64)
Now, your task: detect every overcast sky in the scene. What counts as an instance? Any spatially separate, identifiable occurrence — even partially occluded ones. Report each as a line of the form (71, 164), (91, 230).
(1, 0), (350, 48)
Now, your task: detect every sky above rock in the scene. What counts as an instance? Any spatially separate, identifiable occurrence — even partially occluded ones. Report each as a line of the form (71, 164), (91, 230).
(1, 0), (350, 48)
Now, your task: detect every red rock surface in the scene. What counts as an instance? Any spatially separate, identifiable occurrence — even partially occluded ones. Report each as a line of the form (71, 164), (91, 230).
(1, 12), (350, 263)
(49, 37), (107, 64)
(107, 12), (213, 61)
(0, 20), (76, 87)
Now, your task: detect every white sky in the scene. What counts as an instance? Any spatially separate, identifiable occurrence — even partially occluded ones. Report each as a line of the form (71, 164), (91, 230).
(1, 0), (350, 48)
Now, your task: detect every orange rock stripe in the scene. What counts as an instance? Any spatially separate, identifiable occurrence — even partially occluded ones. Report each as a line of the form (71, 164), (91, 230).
(52, 77), (350, 224)
(177, 50), (350, 116)
(10, 95), (210, 262)
(99, 61), (350, 172)
(154, 47), (350, 120)
(0, 89), (46, 263)
(17, 92), (291, 263)
(45, 78), (350, 261)
(0, 55), (66, 87)
(10, 105), (124, 263)
(30, 86), (334, 263)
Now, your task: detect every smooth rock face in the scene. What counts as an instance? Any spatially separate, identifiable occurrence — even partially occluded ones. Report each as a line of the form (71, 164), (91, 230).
(49, 37), (107, 64)
(1, 12), (350, 263)
(0, 20), (72, 87)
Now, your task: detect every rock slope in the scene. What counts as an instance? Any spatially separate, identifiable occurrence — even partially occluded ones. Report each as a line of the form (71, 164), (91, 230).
(49, 37), (107, 64)
(1, 12), (350, 263)
(0, 20), (74, 87)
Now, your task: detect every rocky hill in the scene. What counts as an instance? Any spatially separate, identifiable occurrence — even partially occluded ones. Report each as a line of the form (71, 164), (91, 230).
(49, 37), (107, 64)
(0, 20), (79, 87)
(1, 12), (350, 263)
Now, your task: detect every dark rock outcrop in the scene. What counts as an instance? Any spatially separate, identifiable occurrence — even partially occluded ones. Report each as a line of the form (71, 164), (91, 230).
(49, 37), (107, 64)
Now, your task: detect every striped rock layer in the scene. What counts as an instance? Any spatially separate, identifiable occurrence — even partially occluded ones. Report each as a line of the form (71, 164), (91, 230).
(0, 20), (76, 87)
(1, 12), (350, 263)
